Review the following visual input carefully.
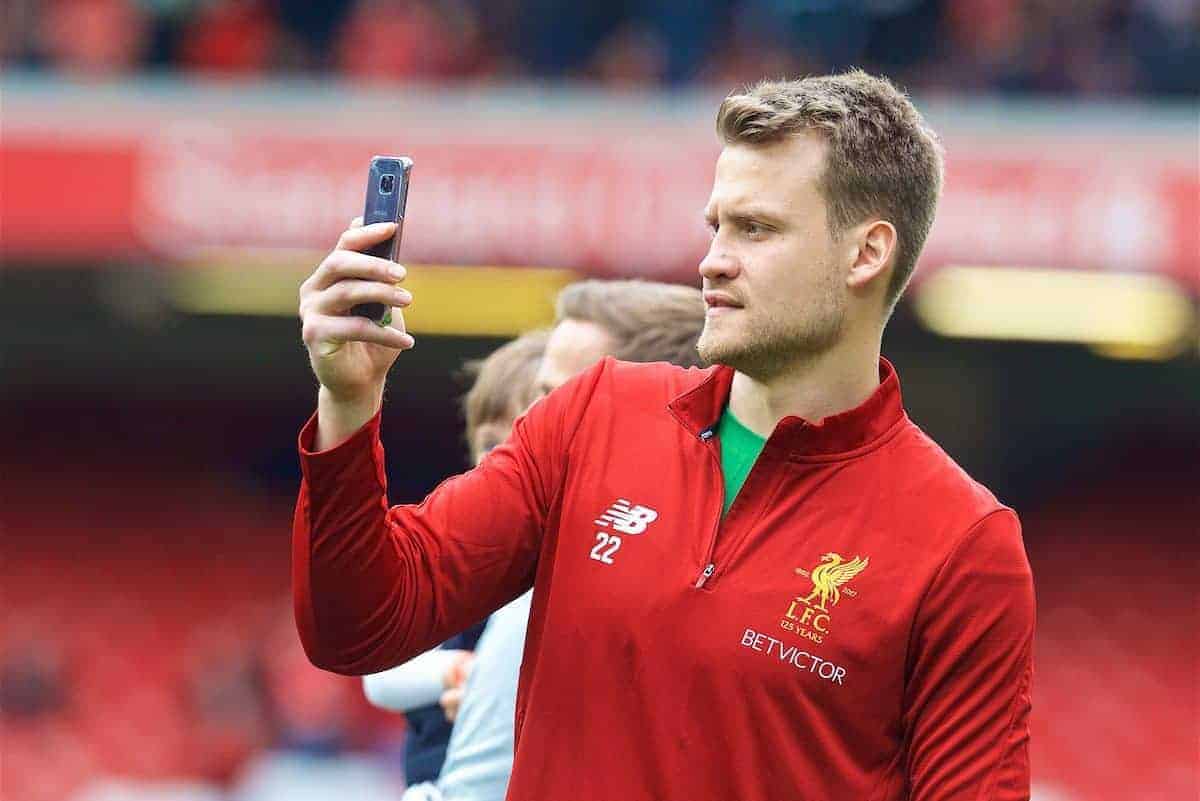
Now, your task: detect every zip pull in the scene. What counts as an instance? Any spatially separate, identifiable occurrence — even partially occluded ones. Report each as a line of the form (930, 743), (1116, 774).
(694, 563), (715, 588)
(699, 428), (715, 441)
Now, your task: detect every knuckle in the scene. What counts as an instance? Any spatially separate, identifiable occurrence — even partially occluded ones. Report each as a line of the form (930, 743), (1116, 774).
(329, 280), (358, 305)
(325, 249), (347, 273)
(299, 292), (319, 318)
(320, 280), (342, 303)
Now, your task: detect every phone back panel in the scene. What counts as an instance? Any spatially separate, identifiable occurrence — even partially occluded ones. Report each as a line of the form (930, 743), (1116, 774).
(353, 156), (413, 322)
(363, 156), (412, 261)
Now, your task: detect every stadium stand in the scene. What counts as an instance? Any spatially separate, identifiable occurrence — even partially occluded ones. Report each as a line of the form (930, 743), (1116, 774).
(2, 471), (403, 801)
(3, 430), (1195, 801)
(1025, 437), (1198, 801)
(2, 0), (1197, 96)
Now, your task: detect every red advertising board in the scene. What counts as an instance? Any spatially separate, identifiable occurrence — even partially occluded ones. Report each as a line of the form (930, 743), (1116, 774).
(3, 84), (1196, 294)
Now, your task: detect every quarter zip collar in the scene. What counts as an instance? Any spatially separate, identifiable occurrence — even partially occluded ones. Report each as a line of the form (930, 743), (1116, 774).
(668, 357), (907, 460)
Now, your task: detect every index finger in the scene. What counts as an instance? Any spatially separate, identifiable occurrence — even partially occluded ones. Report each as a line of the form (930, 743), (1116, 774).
(335, 221), (395, 252)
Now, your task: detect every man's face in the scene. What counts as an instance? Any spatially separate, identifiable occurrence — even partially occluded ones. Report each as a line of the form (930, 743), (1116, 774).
(696, 134), (850, 379)
(534, 318), (618, 396)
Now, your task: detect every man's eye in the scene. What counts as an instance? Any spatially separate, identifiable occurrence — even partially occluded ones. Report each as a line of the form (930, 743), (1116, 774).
(743, 221), (763, 236)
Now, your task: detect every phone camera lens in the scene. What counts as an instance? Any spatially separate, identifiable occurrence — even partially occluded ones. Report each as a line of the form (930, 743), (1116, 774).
(380, 174), (396, 194)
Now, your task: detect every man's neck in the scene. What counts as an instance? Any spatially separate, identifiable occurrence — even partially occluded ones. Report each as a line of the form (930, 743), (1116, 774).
(727, 337), (882, 440)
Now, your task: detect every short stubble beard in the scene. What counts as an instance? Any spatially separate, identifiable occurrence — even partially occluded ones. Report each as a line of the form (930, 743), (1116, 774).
(697, 284), (847, 382)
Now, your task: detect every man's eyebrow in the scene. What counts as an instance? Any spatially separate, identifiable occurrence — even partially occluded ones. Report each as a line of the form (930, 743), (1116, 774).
(731, 206), (787, 226)
(703, 204), (786, 227)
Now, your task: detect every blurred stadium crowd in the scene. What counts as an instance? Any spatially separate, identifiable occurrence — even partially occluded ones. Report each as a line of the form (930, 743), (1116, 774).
(3, 0), (1198, 95)
(5, 425), (1196, 801)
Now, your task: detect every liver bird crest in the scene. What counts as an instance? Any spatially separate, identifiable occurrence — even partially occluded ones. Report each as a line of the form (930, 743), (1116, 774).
(799, 553), (870, 612)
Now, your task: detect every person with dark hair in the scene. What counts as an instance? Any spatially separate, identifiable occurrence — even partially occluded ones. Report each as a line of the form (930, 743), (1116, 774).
(366, 280), (705, 801)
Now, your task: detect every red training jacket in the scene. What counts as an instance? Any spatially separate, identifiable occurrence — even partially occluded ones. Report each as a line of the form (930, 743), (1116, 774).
(294, 357), (1035, 800)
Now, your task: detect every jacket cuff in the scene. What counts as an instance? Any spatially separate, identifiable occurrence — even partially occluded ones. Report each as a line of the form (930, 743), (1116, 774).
(297, 408), (386, 491)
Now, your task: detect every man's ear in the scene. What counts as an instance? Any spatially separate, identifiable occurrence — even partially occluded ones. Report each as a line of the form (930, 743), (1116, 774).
(846, 220), (897, 291)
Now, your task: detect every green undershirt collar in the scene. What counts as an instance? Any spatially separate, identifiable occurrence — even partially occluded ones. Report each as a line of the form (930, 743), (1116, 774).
(716, 406), (767, 517)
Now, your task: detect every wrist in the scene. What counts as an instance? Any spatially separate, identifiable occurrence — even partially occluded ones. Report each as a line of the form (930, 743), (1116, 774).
(315, 384), (384, 451)
(444, 651), (474, 688)
(319, 382), (384, 410)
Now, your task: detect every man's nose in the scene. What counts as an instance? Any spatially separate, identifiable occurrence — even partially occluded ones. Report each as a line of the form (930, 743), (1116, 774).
(698, 237), (740, 282)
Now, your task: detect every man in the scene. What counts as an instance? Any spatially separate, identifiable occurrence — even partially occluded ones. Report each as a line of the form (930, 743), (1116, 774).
(294, 70), (1034, 800)
(365, 280), (706, 801)
(530, 279), (708, 397)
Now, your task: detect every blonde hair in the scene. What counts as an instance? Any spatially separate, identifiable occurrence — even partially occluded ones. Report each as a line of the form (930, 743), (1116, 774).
(716, 69), (944, 314)
(460, 329), (549, 458)
(555, 279), (707, 368)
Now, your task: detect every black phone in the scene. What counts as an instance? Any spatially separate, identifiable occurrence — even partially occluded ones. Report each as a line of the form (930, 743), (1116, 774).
(352, 155), (413, 323)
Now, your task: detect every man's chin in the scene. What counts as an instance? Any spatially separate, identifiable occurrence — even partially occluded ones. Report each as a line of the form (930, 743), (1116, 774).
(699, 335), (798, 380)
(696, 333), (744, 369)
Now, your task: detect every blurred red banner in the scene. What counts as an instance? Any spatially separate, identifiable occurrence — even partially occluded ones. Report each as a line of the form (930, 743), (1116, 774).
(3, 90), (1196, 294)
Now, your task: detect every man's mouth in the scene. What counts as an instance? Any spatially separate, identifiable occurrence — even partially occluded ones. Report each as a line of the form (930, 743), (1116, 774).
(703, 291), (743, 310)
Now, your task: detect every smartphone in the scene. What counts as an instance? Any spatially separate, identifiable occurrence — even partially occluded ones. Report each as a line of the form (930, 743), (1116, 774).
(351, 155), (413, 324)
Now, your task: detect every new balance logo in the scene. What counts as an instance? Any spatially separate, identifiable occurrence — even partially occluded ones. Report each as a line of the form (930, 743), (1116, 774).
(594, 498), (659, 535)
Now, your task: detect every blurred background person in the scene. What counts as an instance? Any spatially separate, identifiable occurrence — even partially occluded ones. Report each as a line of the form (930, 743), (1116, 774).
(530, 279), (709, 395)
(368, 278), (707, 801)
(361, 328), (549, 787)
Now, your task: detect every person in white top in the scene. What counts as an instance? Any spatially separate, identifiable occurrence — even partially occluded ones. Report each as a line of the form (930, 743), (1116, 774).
(364, 280), (707, 801)
(362, 329), (549, 793)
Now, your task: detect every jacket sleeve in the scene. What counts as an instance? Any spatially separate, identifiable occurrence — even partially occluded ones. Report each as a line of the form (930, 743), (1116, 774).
(293, 360), (603, 675)
(903, 509), (1035, 800)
